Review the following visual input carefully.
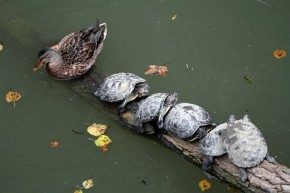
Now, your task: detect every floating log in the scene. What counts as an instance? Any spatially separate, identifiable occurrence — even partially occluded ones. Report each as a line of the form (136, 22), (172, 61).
(70, 68), (290, 193)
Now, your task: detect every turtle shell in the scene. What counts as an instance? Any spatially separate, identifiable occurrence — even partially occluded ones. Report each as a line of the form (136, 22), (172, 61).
(135, 93), (169, 123)
(221, 116), (268, 168)
(163, 103), (213, 139)
(94, 72), (146, 102)
(200, 123), (227, 156)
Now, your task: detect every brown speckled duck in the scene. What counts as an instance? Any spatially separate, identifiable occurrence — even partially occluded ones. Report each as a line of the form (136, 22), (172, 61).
(34, 19), (107, 80)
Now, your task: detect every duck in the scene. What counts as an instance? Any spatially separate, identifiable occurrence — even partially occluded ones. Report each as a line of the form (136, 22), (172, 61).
(34, 19), (107, 80)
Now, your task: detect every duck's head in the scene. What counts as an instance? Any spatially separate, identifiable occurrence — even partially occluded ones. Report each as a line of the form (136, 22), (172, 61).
(34, 47), (63, 71)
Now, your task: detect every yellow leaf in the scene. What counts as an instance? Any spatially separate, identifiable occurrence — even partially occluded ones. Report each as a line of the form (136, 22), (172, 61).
(87, 123), (108, 137)
(95, 135), (112, 147)
(73, 189), (83, 193)
(171, 14), (177, 20)
(82, 178), (93, 189)
(5, 89), (22, 107)
(198, 179), (211, 191)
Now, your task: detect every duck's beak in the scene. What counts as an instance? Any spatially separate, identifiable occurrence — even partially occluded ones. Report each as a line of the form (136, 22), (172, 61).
(34, 60), (43, 71)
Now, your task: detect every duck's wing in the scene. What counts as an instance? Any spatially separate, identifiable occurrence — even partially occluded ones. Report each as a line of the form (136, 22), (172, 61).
(57, 25), (99, 68)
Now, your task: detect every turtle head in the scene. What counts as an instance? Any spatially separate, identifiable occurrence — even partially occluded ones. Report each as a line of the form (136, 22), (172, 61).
(243, 114), (250, 122)
(157, 94), (178, 129)
(164, 92), (178, 108)
(135, 82), (150, 97)
(34, 47), (63, 72)
(227, 114), (236, 126)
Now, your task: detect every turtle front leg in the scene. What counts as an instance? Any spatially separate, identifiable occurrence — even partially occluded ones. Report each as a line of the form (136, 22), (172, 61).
(135, 119), (145, 133)
(189, 127), (209, 141)
(239, 167), (248, 183)
(118, 93), (138, 113)
(202, 155), (213, 171)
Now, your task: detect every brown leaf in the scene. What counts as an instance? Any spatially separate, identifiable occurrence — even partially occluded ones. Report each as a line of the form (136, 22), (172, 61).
(145, 65), (168, 77)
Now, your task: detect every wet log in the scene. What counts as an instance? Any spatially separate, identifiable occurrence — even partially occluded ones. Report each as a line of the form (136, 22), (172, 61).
(70, 69), (290, 193)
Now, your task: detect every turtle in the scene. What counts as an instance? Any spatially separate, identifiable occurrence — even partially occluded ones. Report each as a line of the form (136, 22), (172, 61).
(200, 122), (227, 171)
(93, 72), (150, 112)
(219, 114), (276, 182)
(134, 92), (178, 133)
(119, 100), (156, 135)
(158, 103), (214, 141)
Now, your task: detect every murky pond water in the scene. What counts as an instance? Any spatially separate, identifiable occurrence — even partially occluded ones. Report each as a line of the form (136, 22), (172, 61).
(1, 0), (290, 192)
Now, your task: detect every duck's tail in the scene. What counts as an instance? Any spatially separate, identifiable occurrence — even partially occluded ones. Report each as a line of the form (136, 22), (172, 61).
(95, 19), (107, 44)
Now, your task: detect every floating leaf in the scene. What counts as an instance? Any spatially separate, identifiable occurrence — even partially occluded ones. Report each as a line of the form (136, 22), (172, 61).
(50, 140), (59, 148)
(82, 178), (93, 189)
(199, 179), (211, 191)
(171, 14), (177, 20)
(5, 89), (21, 107)
(273, 49), (286, 59)
(0, 41), (3, 51)
(243, 75), (253, 85)
(145, 65), (168, 77)
(87, 123), (108, 137)
(100, 145), (109, 152)
(95, 135), (112, 147)
(73, 189), (83, 193)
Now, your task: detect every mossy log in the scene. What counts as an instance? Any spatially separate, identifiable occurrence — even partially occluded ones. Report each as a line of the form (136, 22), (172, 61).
(71, 69), (290, 193)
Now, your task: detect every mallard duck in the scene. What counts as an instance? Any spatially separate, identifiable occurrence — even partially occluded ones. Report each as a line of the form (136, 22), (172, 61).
(34, 19), (107, 80)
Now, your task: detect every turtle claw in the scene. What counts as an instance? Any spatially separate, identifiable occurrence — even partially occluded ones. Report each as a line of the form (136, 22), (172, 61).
(239, 167), (248, 183)
(117, 106), (125, 114)
(266, 153), (276, 164)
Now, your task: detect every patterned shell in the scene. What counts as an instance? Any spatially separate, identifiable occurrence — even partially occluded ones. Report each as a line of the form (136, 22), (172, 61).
(221, 116), (268, 168)
(135, 93), (169, 123)
(94, 72), (146, 102)
(163, 103), (213, 139)
(200, 123), (227, 156)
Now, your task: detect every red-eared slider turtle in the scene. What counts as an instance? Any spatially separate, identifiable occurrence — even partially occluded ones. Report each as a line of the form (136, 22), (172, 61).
(134, 92), (178, 133)
(93, 72), (150, 112)
(158, 103), (214, 141)
(200, 122), (227, 171)
(219, 114), (276, 182)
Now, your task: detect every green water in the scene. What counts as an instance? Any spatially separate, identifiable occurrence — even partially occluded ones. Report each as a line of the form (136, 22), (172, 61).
(1, 0), (290, 192)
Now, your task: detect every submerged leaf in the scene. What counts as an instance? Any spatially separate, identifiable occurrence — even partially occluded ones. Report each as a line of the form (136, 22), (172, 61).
(73, 190), (83, 193)
(243, 75), (253, 85)
(100, 145), (109, 152)
(95, 135), (112, 147)
(82, 178), (93, 189)
(5, 89), (22, 107)
(273, 49), (286, 59)
(172, 14), (177, 20)
(50, 140), (59, 148)
(87, 123), (108, 137)
(198, 179), (211, 191)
